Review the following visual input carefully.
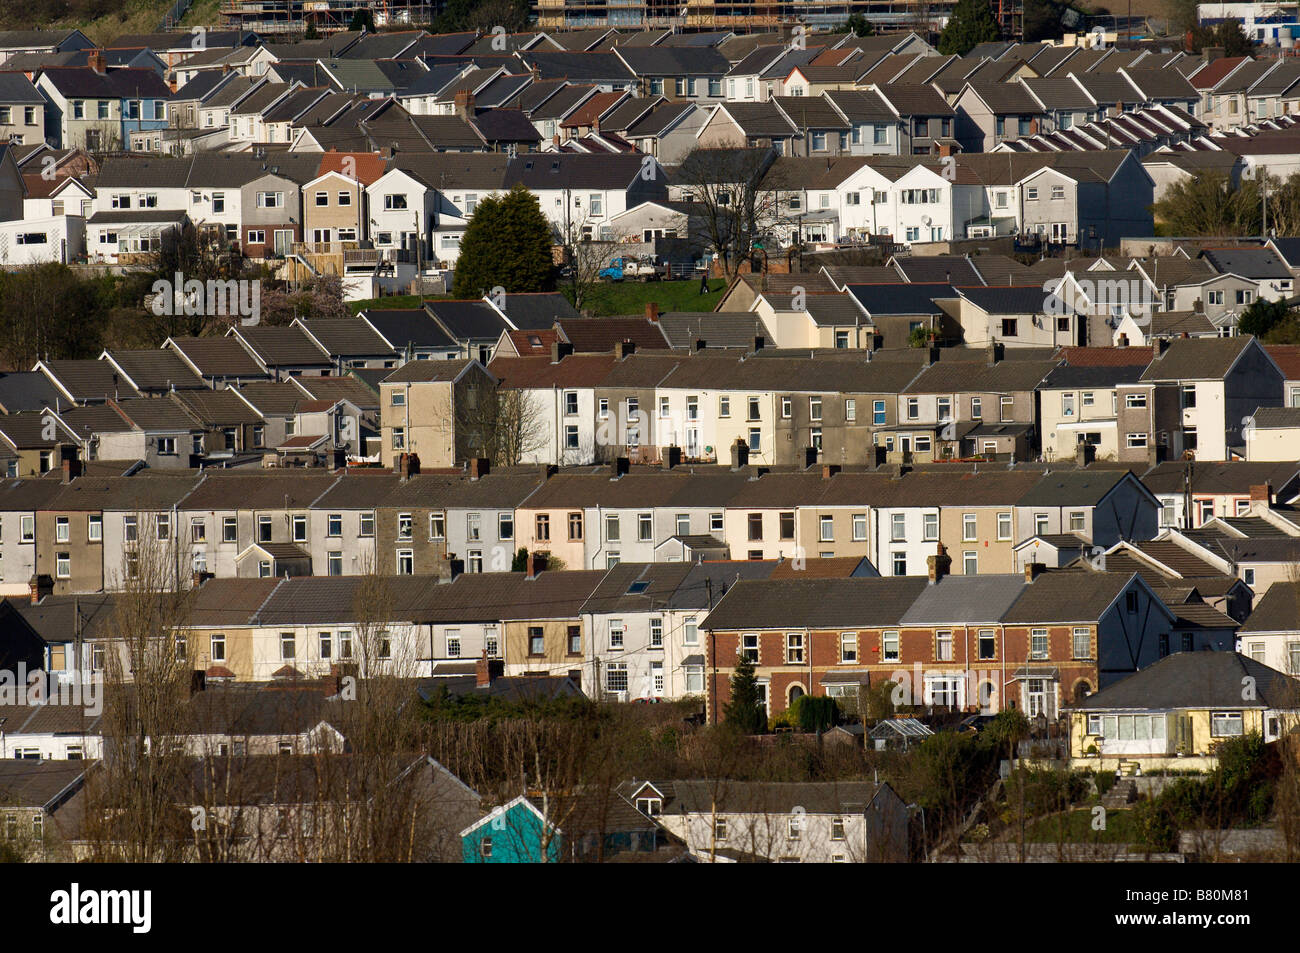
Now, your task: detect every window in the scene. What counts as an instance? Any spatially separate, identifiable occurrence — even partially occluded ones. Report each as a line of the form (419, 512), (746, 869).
(922, 513), (938, 541)
(906, 398), (919, 420)
(291, 514), (307, 542)
(392, 427), (406, 450)
(780, 396), (792, 419)
(1126, 433), (1148, 449)
(123, 515), (138, 542)
(970, 396), (982, 420)
(747, 396), (761, 421)
(56, 517), (69, 543)
(1125, 393), (1147, 409)
(222, 516), (237, 542)
(360, 512), (375, 537)
(819, 515), (834, 542)
(852, 513), (866, 541)
(960, 513), (978, 542)
(391, 390), (406, 408)
(1001, 319), (1018, 337)
(568, 512), (583, 541)
(674, 513), (689, 536)
(714, 817), (728, 841)
(748, 428), (761, 453)
(536, 514), (550, 541)
(609, 619), (625, 651)
(280, 632), (295, 660)
(465, 512), (480, 541)
(1068, 511), (1085, 532)
(1030, 628), (1049, 660)
(56, 552), (70, 579)
(649, 618), (663, 649)
(999, 397), (1014, 422)
(396, 550), (414, 574)
(749, 513), (764, 541)
(605, 514), (620, 542)
(741, 633), (759, 664)
(1072, 627), (1090, 660)
(88, 515), (102, 541)
(882, 630), (900, 662)
(606, 662), (628, 693)
(1211, 712), (1243, 737)
(784, 631), (806, 664)
(873, 399), (886, 425)
(564, 425), (578, 450)
(963, 551), (977, 575)
(684, 618), (699, 646)
(1034, 513), (1049, 536)
(978, 629), (996, 660)
(890, 513), (906, 541)
(328, 552), (342, 576)
(892, 551), (907, 576)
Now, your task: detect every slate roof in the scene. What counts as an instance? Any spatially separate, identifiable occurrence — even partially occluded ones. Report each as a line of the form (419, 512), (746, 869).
(1140, 336), (1258, 381)
(102, 348), (206, 392)
(1070, 651), (1299, 710)
(40, 360), (142, 402)
(898, 575), (1029, 624)
(0, 760), (86, 809)
(381, 358), (475, 384)
(231, 326), (331, 368)
(295, 318), (394, 358)
(846, 282), (954, 316)
(359, 308), (458, 350)
(1239, 581), (1300, 634)
(701, 577), (930, 629)
(166, 336), (270, 380)
(1017, 470), (1134, 506)
(1001, 569), (1142, 623)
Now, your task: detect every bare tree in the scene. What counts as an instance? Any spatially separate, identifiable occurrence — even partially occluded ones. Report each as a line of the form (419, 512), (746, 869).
(674, 147), (785, 280)
(458, 387), (547, 466)
(81, 521), (195, 862)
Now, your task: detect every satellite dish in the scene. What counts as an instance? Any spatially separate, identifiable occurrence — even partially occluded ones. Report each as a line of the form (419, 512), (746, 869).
(921, 214), (932, 226)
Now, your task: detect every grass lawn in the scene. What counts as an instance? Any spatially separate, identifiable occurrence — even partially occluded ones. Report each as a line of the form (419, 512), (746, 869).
(1023, 808), (1138, 844)
(570, 278), (727, 316)
(348, 294), (439, 313)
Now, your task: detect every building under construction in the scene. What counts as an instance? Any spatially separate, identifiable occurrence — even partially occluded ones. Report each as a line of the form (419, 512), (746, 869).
(218, 0), (442, 35)
(533, 0), (960, 32)
(216, 0), (976, 35)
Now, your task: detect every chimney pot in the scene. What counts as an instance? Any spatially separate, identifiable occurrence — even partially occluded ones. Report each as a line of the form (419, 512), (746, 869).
(1024, 561), (1045, 583)
(645, 301), (659, 322)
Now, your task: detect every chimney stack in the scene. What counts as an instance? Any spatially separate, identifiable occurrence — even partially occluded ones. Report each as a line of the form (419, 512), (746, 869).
(1250, 482), (1274, 505)
(927, 542), (951, 583)
(1075, 441), (1095, 467)
(822, 464), (840, 479)
(645, 301), (659, 322)
(804, 446), (819, 468)
(28, 574), (52, 605)
(476, 652), (504, 687)
(694, 338), (707, 351)
(664, 445), (682, 469)
(88, 49), (106, 75)
(551, 340), (574, 363)
(753, 335), (765, 352)
(60, 452), (81, 484)
(986, 341), (1004, 365)
(611, 456), (630, 478)
(453, 89), (475, 122)
(395, 451), (420, 481)
(468, 457), (490, 480)
(614, 340), (636, 359)
(1024, 561), (1046, 583)
(730, 438), (749, 469)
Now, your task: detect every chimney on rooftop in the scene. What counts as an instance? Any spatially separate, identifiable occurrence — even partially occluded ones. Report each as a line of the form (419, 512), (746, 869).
(28, 574), (52, 605)
(396, 451), (420, 480)
(927, 542), (951, 584)
(986, 341), (1004, 365)
(664, 445), (682, 469)
(822, 464), (840, 480)
(614, 340), (636, 359)
(550, 340), (573, 363)
(1250, 482), (1274, 505)
(611, 456), (630, 478)
(1075, 441), (1096, 466)
(645, 301), (659, 322)
(468, 457), (490, 480)
(694, 338), (707, 351)
(730, 437), (749, 469)
(87, 49), (106, 75)
(753, 334), (765, 352)
(476, 652), (505, 687)
(454, 89), (475, 122)
(1024, 560), (1046, 583)
(60, 447), (81, 484)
